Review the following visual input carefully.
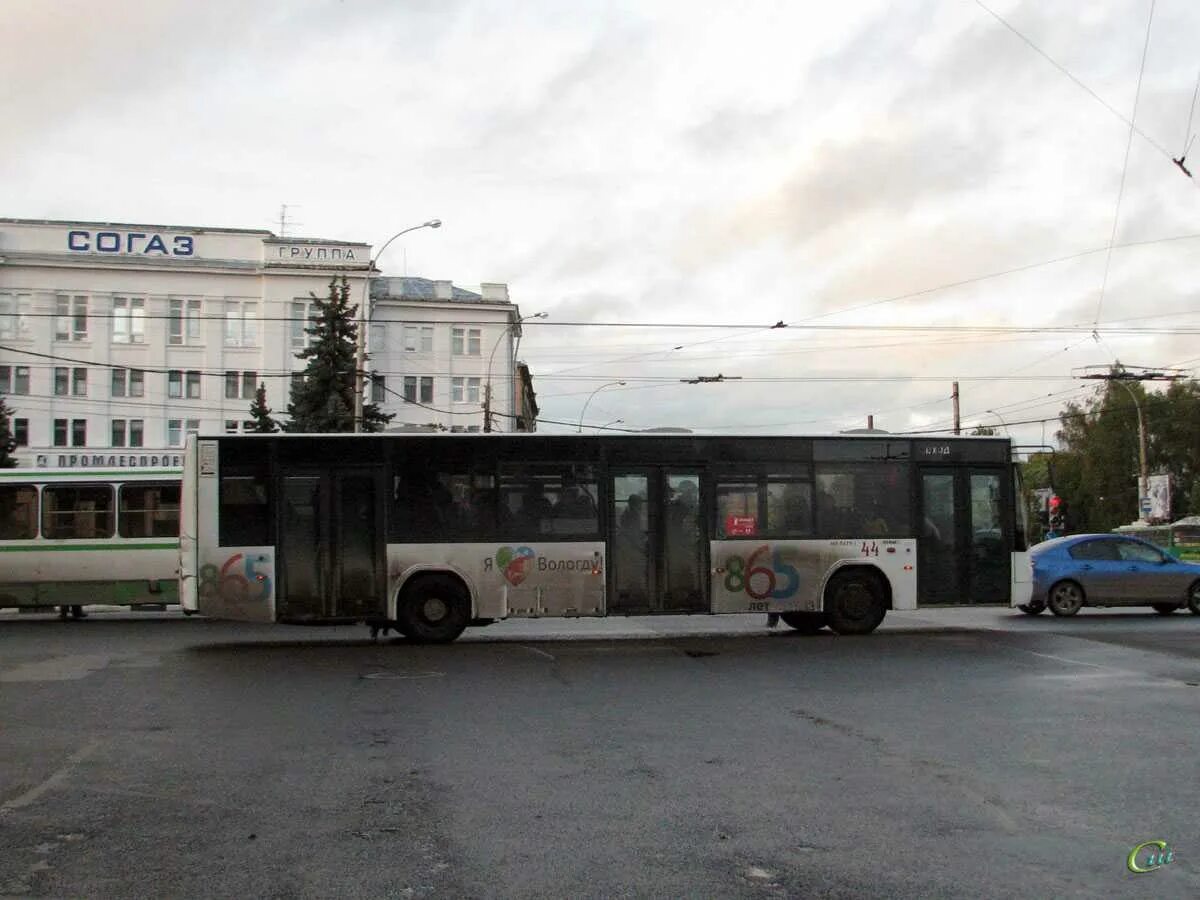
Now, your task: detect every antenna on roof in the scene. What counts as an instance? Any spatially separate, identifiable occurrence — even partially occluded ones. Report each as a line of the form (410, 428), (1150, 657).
(276, 203), (303, 237)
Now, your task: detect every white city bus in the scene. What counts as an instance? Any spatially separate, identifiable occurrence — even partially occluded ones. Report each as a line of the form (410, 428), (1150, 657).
(0, 468), (181, 614)
(180, 433), (1032, 641)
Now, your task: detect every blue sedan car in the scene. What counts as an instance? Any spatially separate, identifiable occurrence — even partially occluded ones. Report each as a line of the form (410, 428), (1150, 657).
(1021, 534), (1200, 617)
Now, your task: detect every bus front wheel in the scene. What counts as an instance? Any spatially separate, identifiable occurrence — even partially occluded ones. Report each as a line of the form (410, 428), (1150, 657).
(396, 574), (470, 644)
(824, 571), (886, 636)
(780, 611), (828, 634)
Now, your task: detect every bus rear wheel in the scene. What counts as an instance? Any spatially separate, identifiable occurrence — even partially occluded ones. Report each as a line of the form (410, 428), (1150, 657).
(396, 574), (470, 644)
(824, 571), (886, 636)
(780, 611), (828, 634)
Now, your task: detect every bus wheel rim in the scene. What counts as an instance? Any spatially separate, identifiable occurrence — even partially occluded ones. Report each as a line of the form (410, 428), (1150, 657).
(423, 597), (449, 622)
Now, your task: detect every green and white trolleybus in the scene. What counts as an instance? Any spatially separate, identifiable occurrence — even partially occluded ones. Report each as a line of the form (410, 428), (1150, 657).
(180, 432), (1032, 641)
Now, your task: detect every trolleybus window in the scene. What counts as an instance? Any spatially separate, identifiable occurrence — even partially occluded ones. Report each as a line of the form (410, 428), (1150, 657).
(716, 470), (814, 539)
(390, 464), (497, 541)
(0, 484), (38, 540)
(42, 484), (114, 539)
(119, 482), (181, 538)
(499, 463), (599, 537)
(815, 462), (909, 538)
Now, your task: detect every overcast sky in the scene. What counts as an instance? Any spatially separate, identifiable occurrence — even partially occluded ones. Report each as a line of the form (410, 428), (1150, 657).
(4, 0), (1199, 440)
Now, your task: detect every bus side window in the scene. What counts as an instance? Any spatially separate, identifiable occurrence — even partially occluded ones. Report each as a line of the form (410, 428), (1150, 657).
(119, 482), (181, 538)
(0, 484), (38, 540)
(42, 484), (114, 540)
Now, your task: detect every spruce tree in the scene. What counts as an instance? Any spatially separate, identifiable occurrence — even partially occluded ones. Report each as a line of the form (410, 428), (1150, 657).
(248, 383), (279, 433)
(0, 393), (18, 468)
(284, 276), (393, 433)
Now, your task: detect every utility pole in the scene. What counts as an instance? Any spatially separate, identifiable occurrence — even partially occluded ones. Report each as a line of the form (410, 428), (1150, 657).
(1078, 366), (1184, 522)
(952, 381), (960, 435)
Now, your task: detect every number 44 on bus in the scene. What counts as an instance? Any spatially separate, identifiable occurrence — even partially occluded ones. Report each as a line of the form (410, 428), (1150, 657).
(178, 432), (1033, 641)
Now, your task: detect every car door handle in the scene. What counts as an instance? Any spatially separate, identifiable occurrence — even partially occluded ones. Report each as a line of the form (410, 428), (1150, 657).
(1080, 564), (1093, 570)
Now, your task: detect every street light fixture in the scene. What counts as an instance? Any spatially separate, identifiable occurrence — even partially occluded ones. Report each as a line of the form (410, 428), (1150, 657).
(483, 311), (548, 433)
(603, 419), (624, 429)
(984, 409), (1009, 434)
(354, 219), (442, 433)
(577, 381), (626, 432)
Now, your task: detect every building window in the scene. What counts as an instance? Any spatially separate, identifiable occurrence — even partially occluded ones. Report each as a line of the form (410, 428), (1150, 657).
(72, 368), (87, 397)
(0, 366), (31, 395)
(420, 376), (433, 404)
(168, 420), (181, 446)
(403, 376), (417, 402)
(71, 419), (86, 447)
(54, 367), (69, 396)
(451, 377), (481, 403)
(186, 371), (201, 399)
(111, 297), (145, 344)
(452, 327), (481, 356)
(168, 370), (182, 399)
(224, 301), (258, 347)
(403, 326), (418, 352)
(290, 301), (316, 348)
(112, 419), (126, 447)
(55, 296), (88, 341)
(0, 293), (32, 340)
(420, 326), (434, 352)
(130, 419), (144, 447)
(371, 375), (386, 403)
(168, 298), (202, 345)
(224, 420), (238, 434)
(291, 373), (304, 396)
(53, 419), (67, 447)
(112, 368), (143, 398)
(226, 371), (257, 400)
(12, 418), (27, 447)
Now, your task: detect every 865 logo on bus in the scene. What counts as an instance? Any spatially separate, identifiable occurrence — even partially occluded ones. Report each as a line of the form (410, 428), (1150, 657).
(198, 552), (273, 603)
(723, 545), (801, 601)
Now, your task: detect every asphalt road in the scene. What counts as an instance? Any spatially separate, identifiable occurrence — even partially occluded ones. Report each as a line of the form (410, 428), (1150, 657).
(2, 607), (1199, 898)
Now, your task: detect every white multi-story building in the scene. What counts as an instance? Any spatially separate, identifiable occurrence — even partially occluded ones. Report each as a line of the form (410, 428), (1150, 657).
(368, 277), (535, 433)
(0, 217), (531, 468)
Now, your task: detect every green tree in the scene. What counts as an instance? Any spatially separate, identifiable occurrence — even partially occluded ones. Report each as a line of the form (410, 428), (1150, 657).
(248, 383), (279, 433)
(284, 276), (393, 433)
(0, 393), (18, 468)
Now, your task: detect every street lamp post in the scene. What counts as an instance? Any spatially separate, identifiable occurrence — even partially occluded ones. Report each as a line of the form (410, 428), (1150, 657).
(1110, 378), (1150, 520)
(354, 219), (441, 433)
(577, 381), (626, 432)
(483, 311), (547, 433)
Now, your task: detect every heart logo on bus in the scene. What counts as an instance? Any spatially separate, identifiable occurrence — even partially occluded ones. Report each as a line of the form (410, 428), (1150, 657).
(496, 545), (535, 586)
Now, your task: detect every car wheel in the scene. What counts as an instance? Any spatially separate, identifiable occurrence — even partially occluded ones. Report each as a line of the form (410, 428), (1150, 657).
(780, 611), (828, 634)
(1018, 601), (1046, 615)
(1047, 581), (1084, 617)
(824, 571), (886, 635)
(396, 574), (470, 643)
(1152, 603), (1178, 615)
(1188, 581), (1200, 616)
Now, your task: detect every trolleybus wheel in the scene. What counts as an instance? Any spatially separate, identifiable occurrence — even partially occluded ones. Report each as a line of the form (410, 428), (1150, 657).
(1152, 603), (1178, 615)
(824, 571), (886, 636)
(1018, 601), (1046, 615)
(396, 574), (470, 644)
(779, 611), (828, 634)
(1187, 581), (1200, 616)
(1047, 580), (1084, 617)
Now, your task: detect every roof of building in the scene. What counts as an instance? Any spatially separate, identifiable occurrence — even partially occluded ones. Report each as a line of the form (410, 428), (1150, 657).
(370, 276), (485, 303)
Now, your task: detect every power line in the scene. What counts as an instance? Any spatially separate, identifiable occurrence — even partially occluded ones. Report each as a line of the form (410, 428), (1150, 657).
(1095, 0), (1157, 325)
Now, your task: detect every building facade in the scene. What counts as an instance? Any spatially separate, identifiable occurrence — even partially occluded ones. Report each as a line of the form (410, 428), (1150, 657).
(368, 277), (533, 433)
(0, 217), (530, 468)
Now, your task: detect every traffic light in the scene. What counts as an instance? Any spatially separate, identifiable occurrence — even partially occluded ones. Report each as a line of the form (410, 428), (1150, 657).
(1048, 495), (1065, 531)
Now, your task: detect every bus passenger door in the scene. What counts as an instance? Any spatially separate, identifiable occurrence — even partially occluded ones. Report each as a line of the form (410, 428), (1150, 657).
(918, 467), (1010, 604)
(608, 468), (708, 614)
(278, 468), (386, 620)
